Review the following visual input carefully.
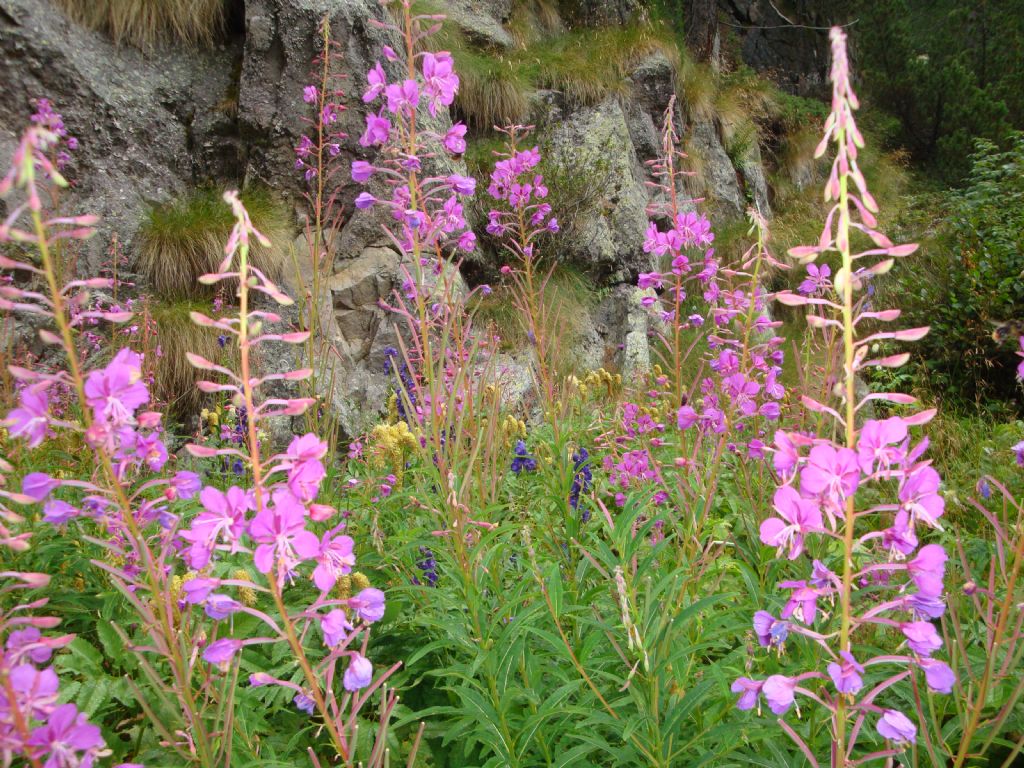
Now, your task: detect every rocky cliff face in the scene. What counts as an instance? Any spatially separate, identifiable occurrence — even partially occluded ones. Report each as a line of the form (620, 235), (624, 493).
(0, 0), (787, 437)
(719, 0), (830, 96)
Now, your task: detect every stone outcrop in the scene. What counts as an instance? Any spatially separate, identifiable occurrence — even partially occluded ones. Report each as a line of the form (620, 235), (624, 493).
(534, 94), (652, 284)
(0, 0), (241, 273)
(719, 0), (831, 96)
(0, 0), (789, 437)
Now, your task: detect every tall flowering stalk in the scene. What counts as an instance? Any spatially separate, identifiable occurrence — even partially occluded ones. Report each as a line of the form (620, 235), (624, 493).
(352, 0), (475, 433)
(1, 115), (412, 765)
(929, 476), (1024, 766)
(181, 191), (411, 765)
(295, 16), (348, 445)
(635, 102), (787, 542)
(484, 125), (561, 415)
(0, 119), (226, 766)
(731, 29), (953, 765)
(0, 569), (108, 768)
(353, 0), (498, 517)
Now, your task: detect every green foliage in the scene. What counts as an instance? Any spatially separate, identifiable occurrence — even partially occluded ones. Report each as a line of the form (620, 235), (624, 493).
(434, 8), (673, 129)
(55, 0), (227, 48)
(138, 187), (292, 299)
(453, 49), (531, 129)
(897, 133), (1024, 406)
(517, 24), (670, 106)
(853, 0), (1024, 182)
(472, 265), (602, 373)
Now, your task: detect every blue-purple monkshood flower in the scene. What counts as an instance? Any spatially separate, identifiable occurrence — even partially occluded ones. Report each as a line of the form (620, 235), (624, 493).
(510, 440), (537, 474)
(383, 346), (417, 420)
(569, 447), (593, 519)
(414, 545), (438, 587)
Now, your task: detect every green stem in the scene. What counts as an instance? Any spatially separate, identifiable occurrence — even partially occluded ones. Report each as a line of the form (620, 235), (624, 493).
(32, 208), (216, 768)
(835, 127), (856, 766)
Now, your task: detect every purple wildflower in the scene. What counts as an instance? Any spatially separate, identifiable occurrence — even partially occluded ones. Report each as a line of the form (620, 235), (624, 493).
(343, 653), (373, 692)
(876, 709), (916, 744)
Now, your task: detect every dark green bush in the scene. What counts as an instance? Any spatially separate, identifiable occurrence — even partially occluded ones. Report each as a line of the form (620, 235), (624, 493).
(902, 132), (1024, 406)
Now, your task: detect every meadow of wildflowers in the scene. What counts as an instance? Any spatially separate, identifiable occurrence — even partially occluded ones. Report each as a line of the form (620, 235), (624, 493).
(1, 3), (1022, 767)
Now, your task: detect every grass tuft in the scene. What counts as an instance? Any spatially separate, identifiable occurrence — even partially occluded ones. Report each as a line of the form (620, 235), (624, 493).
(453, 50), (531, 129)
(54, 0), (226, 48)
(138, 187), (292, 300)
(442, 17), (674, 128)
(472, 264), (601, 372)
(675, 52), (717, 121)
(521, 24), (670, 106)
(148, 299), (236, 417)
(508, 0), (562, 46)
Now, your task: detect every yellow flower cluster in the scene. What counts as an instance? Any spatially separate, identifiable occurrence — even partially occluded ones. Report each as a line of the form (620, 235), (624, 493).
(369, 420), (419, 475)
(233, 568), (257, 606)
(501, 414), (527, 445)
(568, 367), (622, 400)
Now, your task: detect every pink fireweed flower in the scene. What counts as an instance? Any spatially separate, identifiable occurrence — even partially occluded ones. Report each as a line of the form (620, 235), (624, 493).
(169, 470), (202, 500)
(898, 465), (944, 529)
(421, 51), (458, 116)
(359, 113), (391, 147)
(638, 272), (663, 290)
(857, 417), (908, 474)
(907, 591), (946, 620)
(286, 457), (326, 504)
(349, 587), (386, 623)
(6, 627), (54, 665)
(312, 527), (356, 591)
(731, 677), (764, 711)
(180, 486), (254, 569)
(779, 579), (828, 624)
(351, 160), (374, 182)
(321, 609), (354, 647)
(881, 509), (918, 557)
(10, 663), (59, 718)
(827, 650), (864, 694)
(303, 85), (318, 104)
(772, 430), (802, 480)
(42, 499), (78, 525)
(900, 621), (942, 657)
(1013, 440), (1024, 467)
(182, 577), (220, 604)
(877, 709), (916, 744)
(84, 348), (148, 426)
(202, 638), (243, 665)
(384, 79), (419, 116)
(752, 610), (789, 648)
(761, 674), (797, 715)
(800, 444), (860, 522)
(760, 486), (823, 559)
(918, 658), (955, 693)
(907, 544), (947, 596)
(27, 703), (104, 767)
(249, 490), (319, 585)
(5, 383), (51, 448)
(363, 61), (386, 103)
(22, 471), (59, 501)
(204, 594), (242, 620)
(444, 122), (467, 154)
(343, 652), (373, 691)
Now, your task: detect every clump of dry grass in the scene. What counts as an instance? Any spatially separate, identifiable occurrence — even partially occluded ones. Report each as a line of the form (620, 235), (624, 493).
(455, 50), (532, 129)
(138, 187), (292, 299)
(149, 299), (236, 416)
(54, 0), (226, 48)
(508, 0), (562, 47)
